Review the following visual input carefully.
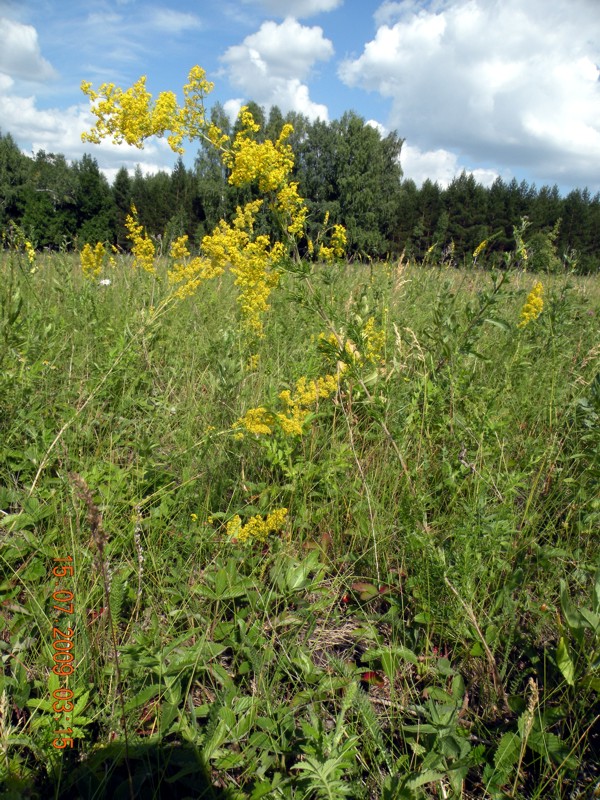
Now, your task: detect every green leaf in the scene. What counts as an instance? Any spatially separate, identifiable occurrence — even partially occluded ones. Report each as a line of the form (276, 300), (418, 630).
(485, 624), (499, 646)
(426, 687), (453, 703)
(406, 769), (446, 790)
(493, 732), (520, 772)
(527, 730), (578, 769)
(593, 565), (600, 615)
(124, 684), (162, 712)
(579, 606), (600, 633)
(560, 580), (587, 641)
(363, 646), (419, 666)
(556, 637), (576, 686)
(413, 612), (431, 624)
(352, 581), (378, 600)
(484, 317), (511, 332)
(436, 657), (455, 676)
(581, 675), (600, 691)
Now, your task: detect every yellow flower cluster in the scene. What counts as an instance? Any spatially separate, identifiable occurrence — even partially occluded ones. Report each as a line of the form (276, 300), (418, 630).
(518, 281), (544, 328)
(226, 507), (288, 543)
(235, 372), (340, 438)
(81, 66), (214, 154)
(224, 114), (293, 192)
(24, 240), (35, 267)
(168, 234), (221, 299)
(124, 206), (156, 273)
(246, 353), (260, 371)
(80, 242), (105, 279)
(362, 317), (386, 363)
(3, 223), (36, 268)
(275, 182), (308, 237)
(201, 200), (284, 334)
(80, 67), (341, 334)
(472, 238), (488, 260)
(235, 407), (274, 435)
(319, 224), (347, 263)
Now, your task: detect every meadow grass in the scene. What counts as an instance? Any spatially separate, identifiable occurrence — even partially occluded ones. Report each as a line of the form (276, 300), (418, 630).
(1, 248), (599, 799)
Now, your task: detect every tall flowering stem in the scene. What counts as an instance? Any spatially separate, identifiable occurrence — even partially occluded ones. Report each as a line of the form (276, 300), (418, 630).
(81, 66), (329, 337)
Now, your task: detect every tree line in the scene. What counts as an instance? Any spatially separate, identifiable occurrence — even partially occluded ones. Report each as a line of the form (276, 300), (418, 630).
(1, 103), (599, 272)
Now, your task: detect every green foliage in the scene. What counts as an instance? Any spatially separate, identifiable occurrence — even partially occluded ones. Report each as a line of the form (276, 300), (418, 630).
(0, 242), (599, 798)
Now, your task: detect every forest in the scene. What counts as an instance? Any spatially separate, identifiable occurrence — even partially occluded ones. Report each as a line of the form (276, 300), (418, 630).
(1, 101), (600, 272)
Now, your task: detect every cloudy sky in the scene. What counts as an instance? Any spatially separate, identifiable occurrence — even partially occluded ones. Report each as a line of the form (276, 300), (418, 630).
(1, 0), (599, 192)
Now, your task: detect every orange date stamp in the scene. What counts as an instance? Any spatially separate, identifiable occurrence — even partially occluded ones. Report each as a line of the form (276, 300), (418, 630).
(50, 556), (75, 749)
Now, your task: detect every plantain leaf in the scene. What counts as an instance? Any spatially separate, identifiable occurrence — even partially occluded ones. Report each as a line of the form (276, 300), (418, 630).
(556, 637), (575, 686)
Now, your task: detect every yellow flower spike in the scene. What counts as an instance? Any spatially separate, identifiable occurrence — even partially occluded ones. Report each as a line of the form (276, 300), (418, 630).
(331, 225), (347, 259)
(518, 281), (544, 328)
(124, 206), (156, 273)
(169, 234), (190, 261)
(362, 317), (386, 364)
(25, 240), (36, 267)
(226, 515), (243, 540)
(80, 241), (105, 279)
(473, 238), (488, 260)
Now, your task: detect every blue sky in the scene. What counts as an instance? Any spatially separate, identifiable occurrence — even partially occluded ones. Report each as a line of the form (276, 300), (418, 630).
(1, 0), (599, 193)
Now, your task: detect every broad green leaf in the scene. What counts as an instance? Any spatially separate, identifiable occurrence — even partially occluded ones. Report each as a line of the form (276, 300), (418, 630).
(426, 687), (453, 703)
(527, 730), (578, 769)
(579, 606), (600, 633)
(556, 637), (576, 686)
(363, 646), (419, 666)
(436, 657), (455, 676)
(414, 612), (432, 624)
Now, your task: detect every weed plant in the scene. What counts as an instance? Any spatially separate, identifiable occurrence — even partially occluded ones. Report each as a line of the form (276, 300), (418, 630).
(1, 67), (599, 799)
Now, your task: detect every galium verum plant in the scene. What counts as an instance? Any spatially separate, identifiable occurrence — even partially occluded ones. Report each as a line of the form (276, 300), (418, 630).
(81, 66), (344, 337)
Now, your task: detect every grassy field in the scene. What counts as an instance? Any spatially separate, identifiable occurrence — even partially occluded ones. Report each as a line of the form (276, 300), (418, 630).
(1, 246), (599, 799)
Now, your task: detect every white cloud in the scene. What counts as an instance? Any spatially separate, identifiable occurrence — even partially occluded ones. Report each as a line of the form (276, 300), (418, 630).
(0, 73), (14, 92)
(342, 0), (600, 189)
(0, 17), (56, 81)
(222, 17), (333, 120)
(225, 18), (333, 81)
(0, 89), (175, 178)
(374, 1), (423, 27)
(223, 98), (245, 123)
(366, 119), (386, 136)
(146, 8), (203, 35)
(401, 143), (499, 188)
(401, 143), (460, 187)
(243, 0), (343, 18)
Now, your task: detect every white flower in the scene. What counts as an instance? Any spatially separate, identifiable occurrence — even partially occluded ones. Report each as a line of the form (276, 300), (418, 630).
(99, 278), (112, 286)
